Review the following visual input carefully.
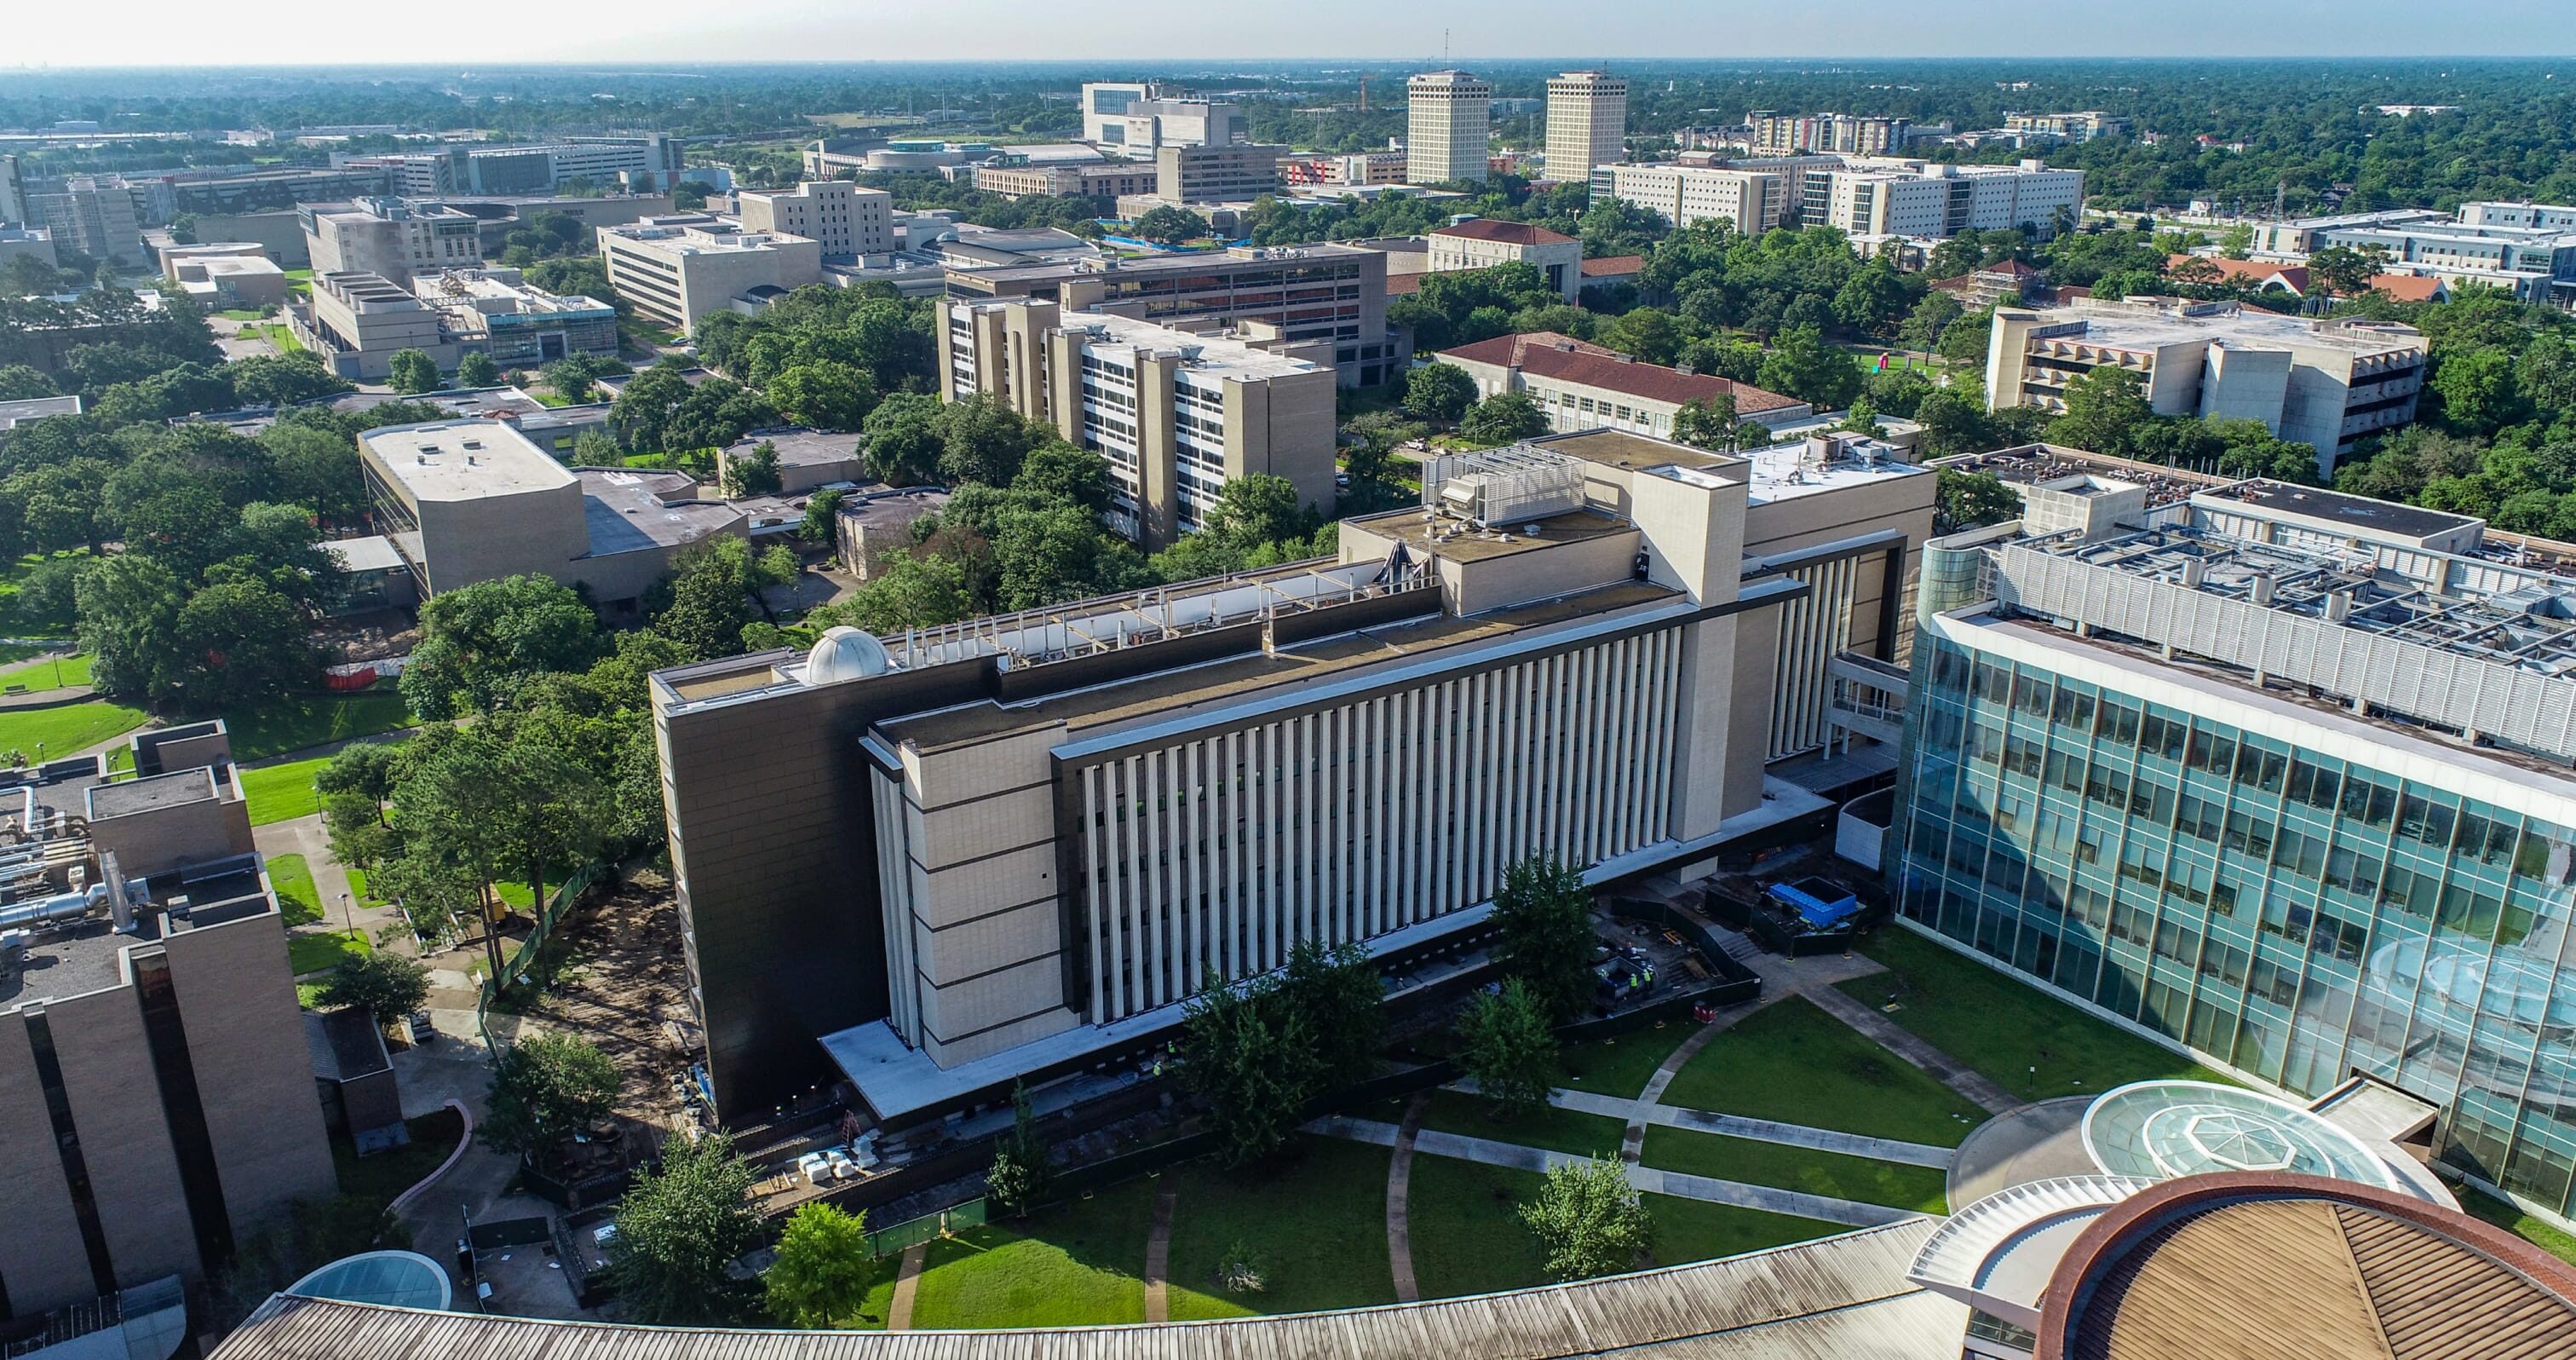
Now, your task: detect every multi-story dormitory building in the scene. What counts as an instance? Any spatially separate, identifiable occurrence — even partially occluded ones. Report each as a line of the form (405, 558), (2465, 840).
(651, 427), (1935, 1125)
(1891, 448), (2576, 1231)
(941, 297), (1340, 547)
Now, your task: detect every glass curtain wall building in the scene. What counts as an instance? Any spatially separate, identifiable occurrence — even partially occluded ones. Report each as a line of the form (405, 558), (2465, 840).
(1889, 470), (2576, 1227)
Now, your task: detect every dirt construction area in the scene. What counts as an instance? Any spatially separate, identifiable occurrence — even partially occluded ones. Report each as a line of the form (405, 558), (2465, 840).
(512, 867), (704, 1132)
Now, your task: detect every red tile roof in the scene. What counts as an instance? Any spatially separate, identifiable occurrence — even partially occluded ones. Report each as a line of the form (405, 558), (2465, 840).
(1437, 331), (1807, 413)
(1384, 272), (1424, 296)
(2167, 254), (2309, 291)
(1431, 218), (1577, 246)
(1580, 255), (1646, 278)
(2368, 274), (2445, 303)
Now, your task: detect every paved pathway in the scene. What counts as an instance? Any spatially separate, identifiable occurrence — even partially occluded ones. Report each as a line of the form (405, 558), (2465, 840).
(1142, 1185), (1176, 1323)
(886, 1242), (929, 1330)
(1310, 1116), (1912, 1230)
(1621, 1005), (1768, 1162)
(1540, 1086), (1954, 1168)
(1798, 978), (2022, 1115)
(1386, 1092), (1429, 1304)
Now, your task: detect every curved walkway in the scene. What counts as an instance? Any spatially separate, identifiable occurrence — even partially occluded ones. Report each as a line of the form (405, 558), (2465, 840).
(1385, 1092), (1429, 1303)
(1622, 1005), (1765, 1163)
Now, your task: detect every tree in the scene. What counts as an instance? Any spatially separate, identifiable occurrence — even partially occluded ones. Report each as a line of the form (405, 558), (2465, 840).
(395, 727), (609, 980)
(1458, 390), (1549, 446)
(1405, 363), (1477, 424)
(1130, 205), (1210, 245)
(768, 360), (877, 432)
(984, 1082), (1054, 1217)
(2305, 245), (2376, 298)
(0, 364), (57, 401)
(799, 486), (848, 543)
(400, 574), (601, 719)
(940, 394), (1046, 487)
(2047, 366), (2156, 458)
(825, 555), (972, 633)
(386, 349), (440, 395)
(481, 1033), (620, 1171)
(1670, 395), (1739, 451)
(226, 354), (351, 407)
(2430, 346), (2527, 437)
(75, 553), (189, 704)
(455, 352), (502, 389)
(1896, 293), (1964, 354)
(1280, 940), (1383, 1085)
(653, 536), (799, 659)
(1934, 470), (2024, 534)
(720, 441), (784, 498)
(763, 1202), (876, 1328)
(1458, 979), (1559, 1123)
(173, 577), (316, 709)
(1754, 326), (1863, 411)
(543, 360), (601, 406)
(605, 1131), (761, 1326)
(1600, 308), (1684, 366)
(317, 953), (429, 1027)
(861, 392), (946, 486)
(1490, 854), (1595, 1023)
(1518, 1155), (1653, 1282)
(1177, 972), (1316, 1168)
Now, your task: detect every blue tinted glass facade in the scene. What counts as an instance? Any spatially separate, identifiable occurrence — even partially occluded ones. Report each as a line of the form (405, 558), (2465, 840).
(1891, 630), (2576, 1223)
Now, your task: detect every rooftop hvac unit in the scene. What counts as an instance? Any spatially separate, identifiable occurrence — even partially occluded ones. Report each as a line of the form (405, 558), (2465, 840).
(1430, 450), (1587, 526)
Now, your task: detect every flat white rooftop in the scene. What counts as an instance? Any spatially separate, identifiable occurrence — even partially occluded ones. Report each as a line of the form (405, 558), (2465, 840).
(2030, 302), (2424, 358)
(360, 419), (576, 501)
(1740, 441), (1931, 505)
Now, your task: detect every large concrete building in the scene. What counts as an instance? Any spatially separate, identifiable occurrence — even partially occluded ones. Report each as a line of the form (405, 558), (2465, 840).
(599, 214), (824, 337)
(944, 243), (1401, 388)
(300, 197), (481, 284)
(735, 181), (894, 264)
(1544, 72), (1629, 181)
(31, 175), (147, 268)
(1406, 71), (1493, 186)
(2248, 203), (2576, 306)
(1804, 158), (2084, 240)
(2002, 110), (2130, 141)
(1986, 297), (2427, 475)
(1435, 331), (1814, 441)
(1590, 162), (1788, 236)
(0, 724), (331, 1319)
(942, 297), (1338, 545)
(359, 418), (743, 608)
(972, 161), (1158, 201)
(0, 223), (58, 271)
(650, 424), (1933, 1122)
(1150, 142), (1286, 205)
(301, 271), (455, 380)
(1892, 447), (2576, 1232)
(1749, 111), (1912, 157)
(350, 135), (683, 198)
(413, 267), (619, 369)
(1425, 218), (1584, 301)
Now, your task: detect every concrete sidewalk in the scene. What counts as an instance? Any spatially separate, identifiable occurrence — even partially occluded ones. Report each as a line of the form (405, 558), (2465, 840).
(1308, 1115), (1916, 1230)
(1533, 1085), (1955, 1168)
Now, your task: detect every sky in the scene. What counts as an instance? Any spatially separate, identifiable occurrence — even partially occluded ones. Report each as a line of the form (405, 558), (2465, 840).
(3, 0), (2567, 67)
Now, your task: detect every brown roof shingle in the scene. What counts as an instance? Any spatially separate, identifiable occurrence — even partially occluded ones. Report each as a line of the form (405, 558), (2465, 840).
(1437, 331), (1807, 413)
(1580, 254), (1646, 277)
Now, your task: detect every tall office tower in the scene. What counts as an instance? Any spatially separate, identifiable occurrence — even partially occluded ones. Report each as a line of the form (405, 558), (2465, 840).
(0, 153), (27, 226)
(1545, 72), (1629, 181)
(1406, 70), (1493, 185)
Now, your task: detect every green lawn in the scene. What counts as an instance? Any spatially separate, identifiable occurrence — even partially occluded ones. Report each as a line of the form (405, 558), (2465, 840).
(1659, 996), (1989, 1147)
(1841, 926), (2234, 1103)
(1416, 1089), (1627, 1159)
(1561, 1023), (1692, 1099)
(2464, 1188), (2576, 1268)
(905, 1178), (1153, 1328)
(1640, 1126), (1949, 1213)
(217, 307), (273, 321)
(268, 852), (322, 926)
(1404, 1154), (1845, 1299)
(0, 651), (91, 691)
(1164, 1135), (1394, 1318)
(242, 755), (330, 825)
(244, 322), (305, 353)
(1648, 1194), (1843, 1265)
(0, 700), (149, 762)
(1406, 1155), (1550, 1299)
(288, 927), (370, 977)
(226, 689), (412, 761)
(331, 1107), (463, 1206)
(0, 551), (86, 634)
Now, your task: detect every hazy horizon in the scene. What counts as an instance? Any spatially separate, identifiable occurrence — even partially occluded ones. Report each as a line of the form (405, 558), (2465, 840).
(7, 0), (2571, 70)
